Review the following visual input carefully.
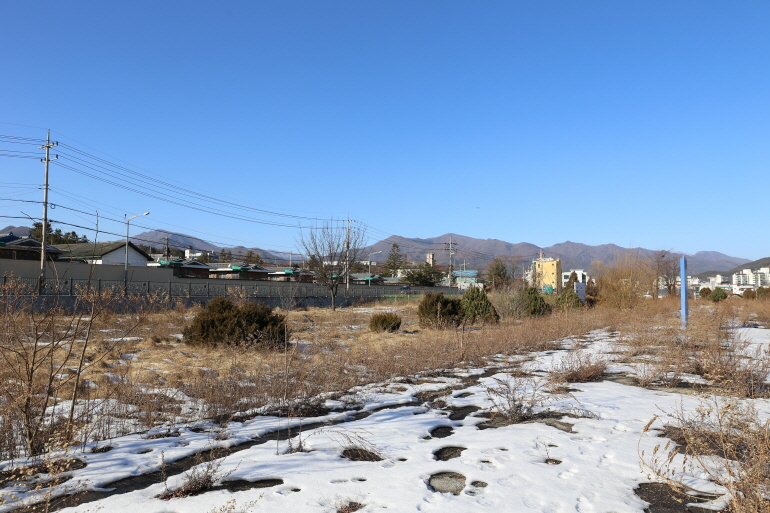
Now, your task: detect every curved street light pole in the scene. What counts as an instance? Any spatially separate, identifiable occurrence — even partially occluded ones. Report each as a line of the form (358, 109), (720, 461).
(125, 212), (150, 293)
(367, 251), (381, 287)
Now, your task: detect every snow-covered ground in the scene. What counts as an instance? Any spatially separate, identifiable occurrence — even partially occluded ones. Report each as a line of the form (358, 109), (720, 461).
(4, 328), (769, 513)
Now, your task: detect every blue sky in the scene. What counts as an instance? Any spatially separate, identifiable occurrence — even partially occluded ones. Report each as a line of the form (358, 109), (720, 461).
(1, 2), (768, 260)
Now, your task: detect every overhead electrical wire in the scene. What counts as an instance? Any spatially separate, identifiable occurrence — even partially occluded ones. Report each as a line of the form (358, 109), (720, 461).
(2, 130), (530, 265)
(0, 198), (299, 257)
(57, 144), (325, 221)
(53, 161), (309, 228)
(48, 187), (299, 251)
(0, 133), (47, 142)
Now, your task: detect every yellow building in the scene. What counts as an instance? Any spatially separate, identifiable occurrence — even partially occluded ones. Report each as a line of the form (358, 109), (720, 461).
(532, 257), (562, 294)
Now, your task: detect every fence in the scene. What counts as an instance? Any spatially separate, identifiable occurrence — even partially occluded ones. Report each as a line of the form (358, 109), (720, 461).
(3, 275), (445, 301)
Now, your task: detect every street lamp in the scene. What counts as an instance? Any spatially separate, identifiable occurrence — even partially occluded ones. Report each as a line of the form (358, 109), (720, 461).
(125, 212), (150, 293)
(367, 251), (381, 287)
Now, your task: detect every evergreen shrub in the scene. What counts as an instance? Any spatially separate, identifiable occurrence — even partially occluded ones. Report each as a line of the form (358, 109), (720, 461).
(183, 296), (287, 347)
(460, 287), (499, 324)
(555, 288), (583, 310)
(708, 288), (728, 303)
(418, 292), (462, 329)
(514, 287), (552, 317)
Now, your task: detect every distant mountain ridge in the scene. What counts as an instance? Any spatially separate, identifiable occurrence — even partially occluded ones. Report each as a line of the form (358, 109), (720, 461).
(5, 224), (753, 273)
(694, 256), (770, 280)
(364, 234), (751, 276)
(0, 225), (30, 236)
(128, 230), (293, 264)
(128, 230), (219, 252)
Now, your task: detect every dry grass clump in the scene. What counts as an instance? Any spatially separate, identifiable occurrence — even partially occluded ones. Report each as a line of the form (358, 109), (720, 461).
(337, 501), (365, 513)
(486, 375), (565, 423)
(550, 347), (608, 383)
(369, 312), (401, 333)
(158, 447), (233, 500)
(642, 397), (770, 513)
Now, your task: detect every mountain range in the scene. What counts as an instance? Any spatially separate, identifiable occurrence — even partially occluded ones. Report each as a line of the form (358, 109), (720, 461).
(1, 225), (753, 275)
(363, 234), (751, 276)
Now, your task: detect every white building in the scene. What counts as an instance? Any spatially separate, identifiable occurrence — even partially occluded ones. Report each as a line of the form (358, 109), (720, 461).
(561, 269), (590, 288)
(753, 267), (770, 287)
(58, 241), (152, 266)
(732, 269), (752, 286)
(731, 267), (770, 289)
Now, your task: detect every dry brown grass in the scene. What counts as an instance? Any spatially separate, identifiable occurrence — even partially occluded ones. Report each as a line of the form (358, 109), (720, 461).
(0, 287), (697, 459)
(550, 347), (608, 384)
(642, 397), (770, 513)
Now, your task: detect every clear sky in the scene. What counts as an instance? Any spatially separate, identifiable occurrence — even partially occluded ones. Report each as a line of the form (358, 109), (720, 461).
(1, 1), (768, 260)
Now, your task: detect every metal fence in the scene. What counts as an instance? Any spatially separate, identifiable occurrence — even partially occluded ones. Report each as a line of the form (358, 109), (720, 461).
(3, 276), (445, 300)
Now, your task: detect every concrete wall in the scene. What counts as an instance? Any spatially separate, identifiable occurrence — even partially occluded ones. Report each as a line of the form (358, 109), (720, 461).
(0, 258), (173, 281)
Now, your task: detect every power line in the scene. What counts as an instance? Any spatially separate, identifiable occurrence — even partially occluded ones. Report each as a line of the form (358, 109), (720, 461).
(57, 145), (324, 221)
(53, 161), (310, 228)
(0, 198), (301, 256)
(47, 187), (299, 251)
(0, 154), (41, 159)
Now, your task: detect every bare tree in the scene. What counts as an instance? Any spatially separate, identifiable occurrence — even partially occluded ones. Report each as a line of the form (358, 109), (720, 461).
(298, 222), (366, 310)
(649, 250), (680, 297)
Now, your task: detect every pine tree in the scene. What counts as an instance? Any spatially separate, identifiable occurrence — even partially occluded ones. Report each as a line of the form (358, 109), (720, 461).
(29, 222), (89, 245)
(402, 263), (443, 286)
(487, 258), (509, 289)
(385, 243), (405, 277)
(244, 250), (264, 265)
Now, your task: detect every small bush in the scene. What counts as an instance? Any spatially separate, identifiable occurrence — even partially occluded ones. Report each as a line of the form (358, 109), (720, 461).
(183, 296), (287, 347)
(158, 447), (233, 500)
(418, 292), (462, 329)
(486, 376), (563, 423)
(554, 288), (583, 310)
(743, 289), (756, 300)
(698, 287), (712, 299)
(369, 312), (402, 333)
(708, 288), (728, 303)
(757, 287), (770, 301)
(460, 287), (499, 324)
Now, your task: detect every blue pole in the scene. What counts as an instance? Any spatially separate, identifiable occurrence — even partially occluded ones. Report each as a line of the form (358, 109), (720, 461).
(680, 257), (688, 329)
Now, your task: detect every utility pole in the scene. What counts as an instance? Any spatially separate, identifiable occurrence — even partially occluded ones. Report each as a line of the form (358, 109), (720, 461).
(39, 130), (58, 294)
(444, 235), (457, 287)
(345, 214), (351, 292)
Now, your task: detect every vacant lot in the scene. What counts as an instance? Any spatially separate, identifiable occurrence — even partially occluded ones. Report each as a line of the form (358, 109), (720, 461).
(1, 291), (769, 512)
